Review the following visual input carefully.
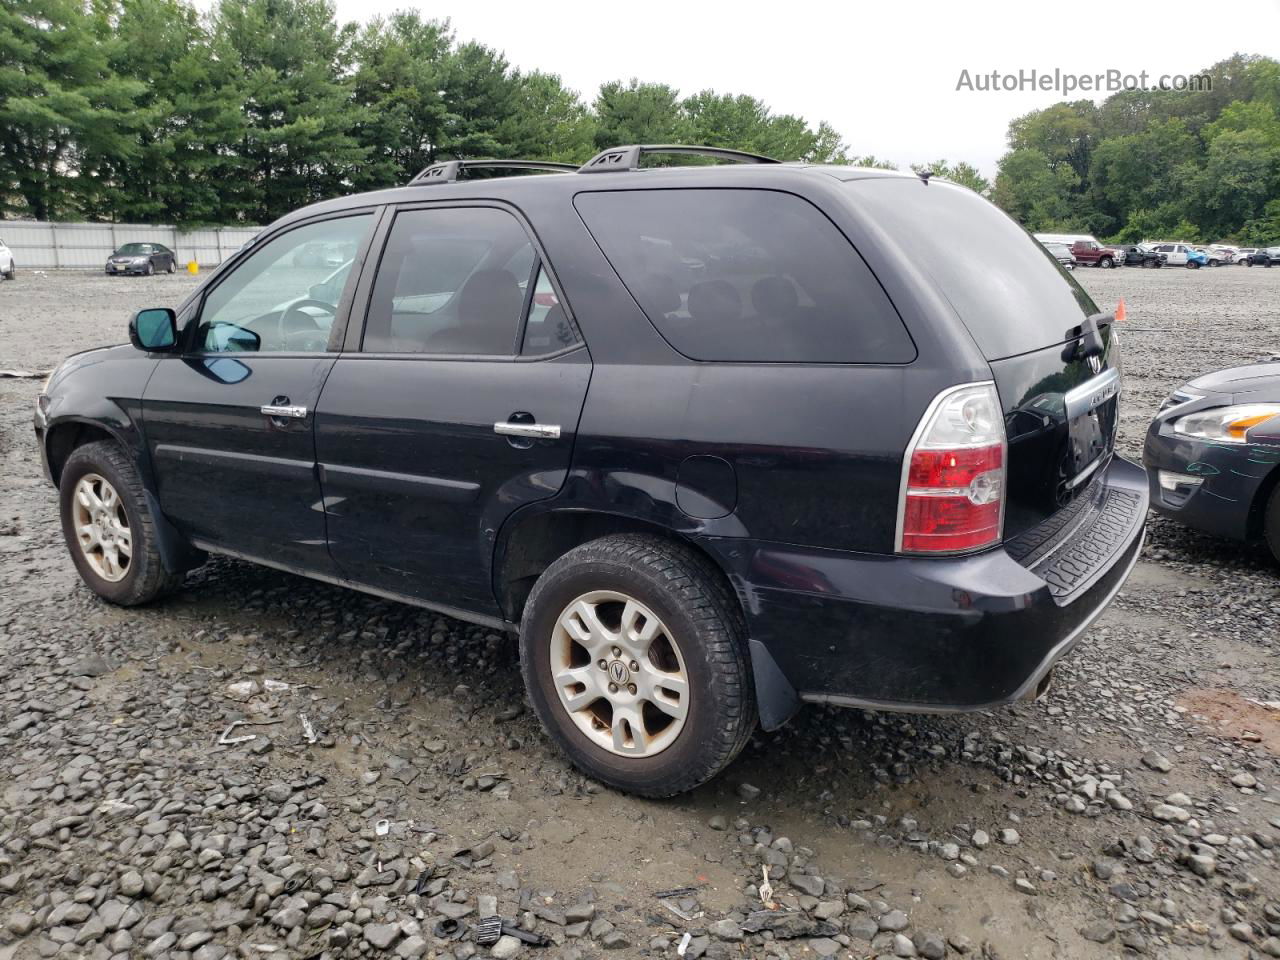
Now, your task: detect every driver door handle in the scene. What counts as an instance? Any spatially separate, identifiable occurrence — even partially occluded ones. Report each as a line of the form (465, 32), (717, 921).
(261, 403), (308, 419)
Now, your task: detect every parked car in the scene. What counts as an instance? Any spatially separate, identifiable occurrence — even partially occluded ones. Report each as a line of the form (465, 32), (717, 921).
(1148, 243), (1208, 268)
(1120, 244), (1163, 268)
(1042, 241), (1076, 269)
(105, 242), (177, 276)
(1243, 247), (1280, 266)
(0, 236), (14, 280)
(1070, 239), (1122, 268)
(1237, 248), (1259, 264)
(1205, 245), (1238, 266)
(1145, 366), (1280, 562)
(35, 147), (1147, 796)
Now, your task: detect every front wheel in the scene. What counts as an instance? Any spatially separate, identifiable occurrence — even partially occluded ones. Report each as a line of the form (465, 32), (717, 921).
(1099, 257), (1114, 269)
(59, 441), (183, 605)
(520, 534), (757, 797)
(166, 259), (175, 274)
(1187, 260), (1200, 269)
(144, 261), (154, 276)
(2, 259), (13, 279)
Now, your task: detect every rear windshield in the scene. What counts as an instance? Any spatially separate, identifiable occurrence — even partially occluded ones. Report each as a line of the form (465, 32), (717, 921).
(845, 179), (1098, 360)
(575, 188), (915, 363)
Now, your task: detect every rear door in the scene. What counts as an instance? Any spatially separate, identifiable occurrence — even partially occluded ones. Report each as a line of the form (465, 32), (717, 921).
(143, 211), (376, 570)
(846, 179), (1122, 539)
(314, 203), (590, 614)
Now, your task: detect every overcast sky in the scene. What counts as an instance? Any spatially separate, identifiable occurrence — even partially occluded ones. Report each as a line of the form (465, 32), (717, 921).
(322, 1), (1277, 173)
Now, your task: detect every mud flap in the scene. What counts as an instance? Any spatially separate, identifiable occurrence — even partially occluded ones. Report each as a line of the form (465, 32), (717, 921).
(144, 489), (206, 574)
(749, 638), (801, 731)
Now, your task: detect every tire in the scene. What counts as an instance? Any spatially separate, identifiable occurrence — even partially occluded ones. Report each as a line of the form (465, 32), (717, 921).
(2, 259), (13, 280)
(1099, 257), (1114, 269)
(1209, 259), (1219, 267)
(166, 259), (175, 274)
(144, 261), (154, 276)
(1142, 258), (1155, 268)
(59, 440), (183, 606)
(1267, 260), (1274, 268)
(1187, 260), (1200, 269)
(520, 534), (757, 797)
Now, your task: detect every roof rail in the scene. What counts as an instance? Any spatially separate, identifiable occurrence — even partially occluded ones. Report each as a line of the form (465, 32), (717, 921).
(409, 159), (579, 185)
(578, 144), (781, 174)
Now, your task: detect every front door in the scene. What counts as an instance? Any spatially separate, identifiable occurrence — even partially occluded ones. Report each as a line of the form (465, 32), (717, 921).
(143, 211), (376, 570)
(314, 204), (591, 614)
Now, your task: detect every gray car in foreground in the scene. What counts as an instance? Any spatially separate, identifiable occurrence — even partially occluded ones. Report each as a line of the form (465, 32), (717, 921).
(1144, 363), (1280, 560)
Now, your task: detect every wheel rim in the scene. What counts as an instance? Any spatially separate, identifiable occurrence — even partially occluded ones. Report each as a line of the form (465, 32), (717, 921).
(72, 473), (131, 582)
(549, 591), (690, 758)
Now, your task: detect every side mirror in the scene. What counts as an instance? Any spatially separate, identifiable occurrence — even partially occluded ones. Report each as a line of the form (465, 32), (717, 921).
(129, 307), (178, 352)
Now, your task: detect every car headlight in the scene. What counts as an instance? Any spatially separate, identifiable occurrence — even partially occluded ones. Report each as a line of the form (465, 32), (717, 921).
(1173, 404), (1280, 444)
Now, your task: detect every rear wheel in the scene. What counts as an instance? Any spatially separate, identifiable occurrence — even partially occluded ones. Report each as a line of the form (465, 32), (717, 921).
(166, 258), (175, 274)
(59, 441), (183, 605)
(520, 534), (756, 797)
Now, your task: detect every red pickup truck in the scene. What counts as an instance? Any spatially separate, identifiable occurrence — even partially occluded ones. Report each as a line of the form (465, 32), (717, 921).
(1070, 240), (1121, 268)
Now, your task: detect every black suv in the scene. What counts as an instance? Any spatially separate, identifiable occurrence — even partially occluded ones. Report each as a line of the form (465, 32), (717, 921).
(35, 145), (1147, 796)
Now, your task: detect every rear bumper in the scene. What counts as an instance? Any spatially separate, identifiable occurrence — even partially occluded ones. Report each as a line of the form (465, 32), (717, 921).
(701, 455), (1147, 721)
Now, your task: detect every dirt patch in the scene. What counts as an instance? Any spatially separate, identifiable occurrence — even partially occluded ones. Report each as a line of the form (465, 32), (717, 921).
(1180, 686), (1280, 754)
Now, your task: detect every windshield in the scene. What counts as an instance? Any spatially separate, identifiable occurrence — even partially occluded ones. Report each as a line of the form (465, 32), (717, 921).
(116, 243), (149, 255)
(845, 178), (1098, 360)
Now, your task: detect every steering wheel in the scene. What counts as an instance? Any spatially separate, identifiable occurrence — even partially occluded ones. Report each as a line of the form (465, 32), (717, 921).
(276, 299), (337, 349)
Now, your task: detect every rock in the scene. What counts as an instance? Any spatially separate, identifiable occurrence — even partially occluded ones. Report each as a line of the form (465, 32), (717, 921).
(1229, 923), (1254, 943)
(70, 655), (113, 677)
(1231, 772), (1258, 789)
(396, 935), (428, 958)
(491, 935), (523, 959)
(119, 871), (145, 898)
(892, 933), (917, 956)
(849, 917), (879, 940)
(1152, 804), (1190, 823)
(364, 922), (401, 949)
(1258, 936), (1280, 958)
(600, 931), (631, 949)
(736, 783), (761, 801)
(914, 933), (947, 959)
(1014, 878), (1037, 895)
(971, 830), (990, 848)
(709, 919), (743, 942)
(5, 912), (35, 936)
(998, 829), (1020, 846)
(814, 901), (844, 920)
(1080, 922), (1115, 943)
(948, 933), (973, 954)
(1107, 792), (1133, 811)
(880, 910), (909, 932)
(789, 873), (824, 897)
(564, 904), (595, 924)
(1186, 854), (1216, 877)
(707, 815), (727, 831)
(939, 843), (960, 861)
(808, 938), (841, 957)
(1142, 752), (1172, 772)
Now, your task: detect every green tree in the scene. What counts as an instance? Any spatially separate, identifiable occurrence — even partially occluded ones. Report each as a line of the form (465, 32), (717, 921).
(495, 71), (594, 163)
(592, 79), (689, 150)
(992, 148), (1080, 229)
(349, 11), (452, 189)
(211, 0), (368, 223)
(912, 159), (989, 194)
(0, 0), (143, 219)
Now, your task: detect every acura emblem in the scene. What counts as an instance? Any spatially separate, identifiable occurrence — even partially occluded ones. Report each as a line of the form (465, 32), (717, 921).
(608, 660), (631, 685)
(1087, 354), (1102, 375)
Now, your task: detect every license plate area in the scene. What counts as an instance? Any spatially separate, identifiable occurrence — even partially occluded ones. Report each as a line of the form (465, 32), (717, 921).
(1063, 368), (1121, 486)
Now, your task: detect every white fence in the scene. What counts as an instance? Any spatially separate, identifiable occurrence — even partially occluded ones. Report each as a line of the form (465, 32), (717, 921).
(0, 220), (262, 270)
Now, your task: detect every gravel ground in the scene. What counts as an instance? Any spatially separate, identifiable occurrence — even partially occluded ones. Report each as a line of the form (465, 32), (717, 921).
(1, 266), (1279, 960)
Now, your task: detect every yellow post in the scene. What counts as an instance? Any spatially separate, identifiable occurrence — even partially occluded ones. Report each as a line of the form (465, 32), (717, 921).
(187, 260), (199, 275)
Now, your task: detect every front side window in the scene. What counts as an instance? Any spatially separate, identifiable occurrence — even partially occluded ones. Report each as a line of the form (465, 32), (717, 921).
(196, 214), (371, 354)
(574, 188), (914, 363)
(363, 207), (533, 355)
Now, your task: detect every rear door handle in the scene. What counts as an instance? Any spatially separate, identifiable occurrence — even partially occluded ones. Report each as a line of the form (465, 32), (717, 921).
(494, 421), (560, 439)
(261, 404), (308, 419)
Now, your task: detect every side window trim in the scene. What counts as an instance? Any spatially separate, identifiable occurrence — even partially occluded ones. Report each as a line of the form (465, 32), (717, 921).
(183, 207), (382, 357)
(346, 198), (584, 360)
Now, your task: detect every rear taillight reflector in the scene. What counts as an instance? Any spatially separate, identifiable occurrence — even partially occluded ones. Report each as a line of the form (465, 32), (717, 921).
(896, 382), (1006, 555)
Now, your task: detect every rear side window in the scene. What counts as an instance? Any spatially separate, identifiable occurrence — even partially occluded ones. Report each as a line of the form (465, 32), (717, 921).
(575, 189), (914, 363)
(363, 207), (533, 355)
(846, 179), (1098, 360)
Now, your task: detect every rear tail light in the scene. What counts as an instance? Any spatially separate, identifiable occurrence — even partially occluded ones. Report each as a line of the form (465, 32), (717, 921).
(896, 382), (1006, 554)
